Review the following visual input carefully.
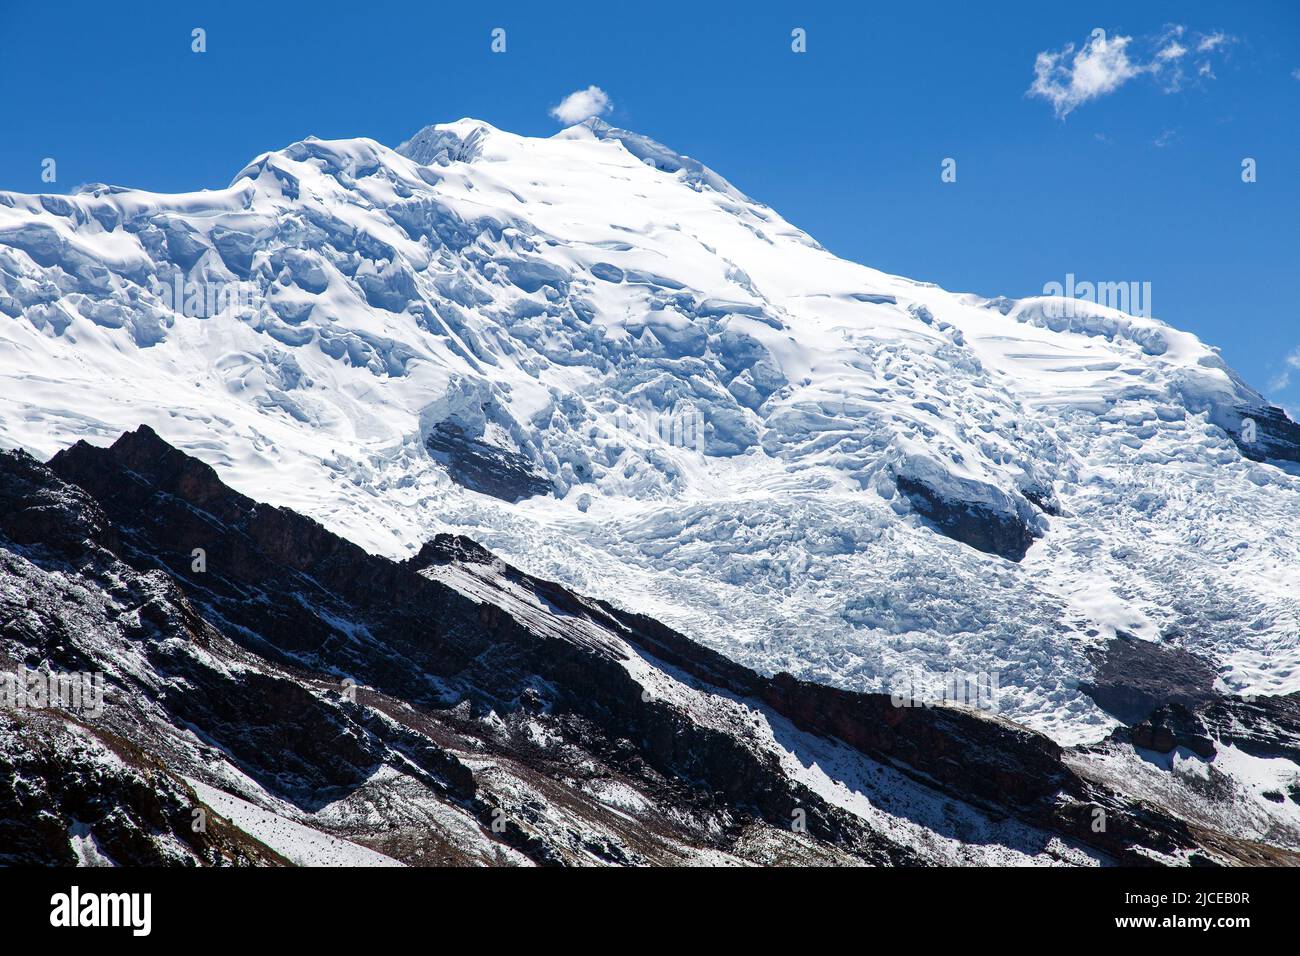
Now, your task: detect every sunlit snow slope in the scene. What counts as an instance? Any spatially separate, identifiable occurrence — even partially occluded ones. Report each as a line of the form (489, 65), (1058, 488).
(1, 117), (1297, 743)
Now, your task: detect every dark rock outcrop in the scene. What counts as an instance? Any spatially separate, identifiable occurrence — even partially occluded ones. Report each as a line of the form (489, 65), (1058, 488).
(1227, 403), (1300, 464)
(1199, 692), (1300, 765)
(895, 475), (1037, 561)
(425, 421), (551, 502)
(1081, 636), (1219, 726)
(1131, 704), (1217, 758)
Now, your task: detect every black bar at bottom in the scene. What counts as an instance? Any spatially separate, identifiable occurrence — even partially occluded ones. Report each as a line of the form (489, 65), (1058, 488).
(0, 865), (1281, 941)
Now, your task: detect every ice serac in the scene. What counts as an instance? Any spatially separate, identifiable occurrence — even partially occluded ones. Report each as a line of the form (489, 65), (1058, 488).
(0, 118), (1298, 744)
(6, 427), (1299, 865)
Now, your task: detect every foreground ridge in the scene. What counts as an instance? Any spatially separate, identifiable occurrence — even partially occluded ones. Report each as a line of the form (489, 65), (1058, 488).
(0, 426), (1295, 865)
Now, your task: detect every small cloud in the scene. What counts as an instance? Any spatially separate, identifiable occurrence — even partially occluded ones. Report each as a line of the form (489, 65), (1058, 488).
(1029, 29), (1143, 117)
(1197, 31), (1230, 53)
(549, 85), (613, 125)
(1153, 128), (1179, 147)
(1292, 68), (1300, 81)
(1270, 347), (1300, 393)
(1152, 26), (1235, 92)
(1028, 25), (1234, 116)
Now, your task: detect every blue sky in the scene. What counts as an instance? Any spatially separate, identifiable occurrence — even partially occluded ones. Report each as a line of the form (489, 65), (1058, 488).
(2, 0), (1297, 405)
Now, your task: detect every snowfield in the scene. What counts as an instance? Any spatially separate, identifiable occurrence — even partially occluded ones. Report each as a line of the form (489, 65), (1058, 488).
(1, 117), (1296, 745)
(187, 778), (404, 867)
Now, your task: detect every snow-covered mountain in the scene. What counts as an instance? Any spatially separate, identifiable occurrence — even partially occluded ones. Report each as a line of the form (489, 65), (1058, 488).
(1, 117), (1297, 746)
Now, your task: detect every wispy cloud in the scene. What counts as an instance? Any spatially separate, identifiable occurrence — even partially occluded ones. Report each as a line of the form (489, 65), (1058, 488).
(1028, 25), (1235, 117)
(1197, 31), (1229, 53)
(1269, 347), (1300, 393)
(549, 86), (613, 125)
(1163, 29), (1236, 91)
(1156, 39), (1188, 62)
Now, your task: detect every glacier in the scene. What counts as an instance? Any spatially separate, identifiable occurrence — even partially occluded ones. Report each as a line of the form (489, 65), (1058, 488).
(1, 116), (1297, 744)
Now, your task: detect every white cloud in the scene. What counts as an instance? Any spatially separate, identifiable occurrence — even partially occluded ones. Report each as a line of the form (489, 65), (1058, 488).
(1197, 31), (1229, 52)
(549, 86), (613, 125)
(1269, 348), (1300, 393)
(1292, 68), (1300, 81)
(1029, 30), (1143, 117)
(1029, 26), (1235, 117)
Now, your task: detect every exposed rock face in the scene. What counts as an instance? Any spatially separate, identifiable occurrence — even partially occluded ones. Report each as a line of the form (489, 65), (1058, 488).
(0, 713), (284, 866)
(1200, 692), (1300, 765)
(425, 422), (552, 502)
(1228, 403), (1300, 463)
(758, 673), (1068, 807)
(1, 426), (1296, 866)
(1081, 636), (1220, 726)
(1131, 705), (1217, 759)
(894, 475), (1037, 561)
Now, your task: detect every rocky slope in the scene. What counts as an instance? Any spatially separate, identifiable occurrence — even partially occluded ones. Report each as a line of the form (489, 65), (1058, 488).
(2, 426), (1297, 866)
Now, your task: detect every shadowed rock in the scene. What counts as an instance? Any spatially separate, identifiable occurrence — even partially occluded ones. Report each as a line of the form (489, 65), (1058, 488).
(895, 475), (1037, 561)
(425, 422), (552, 502)
(1081, 636), (1219, 726)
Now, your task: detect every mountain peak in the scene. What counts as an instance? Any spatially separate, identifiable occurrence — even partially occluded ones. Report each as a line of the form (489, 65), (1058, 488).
(554, 117), (750, 201)
(1, 118), (1298, 750)
(395, 118), (500, 166)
